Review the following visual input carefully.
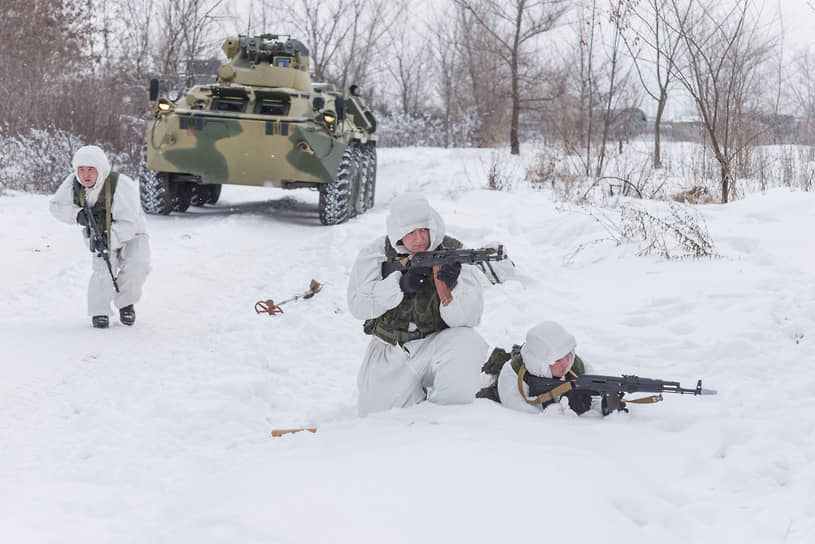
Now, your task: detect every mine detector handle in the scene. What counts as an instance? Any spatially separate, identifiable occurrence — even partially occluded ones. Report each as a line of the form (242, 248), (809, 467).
(525, 374), (717, 416)
(381, 246), (506, 306)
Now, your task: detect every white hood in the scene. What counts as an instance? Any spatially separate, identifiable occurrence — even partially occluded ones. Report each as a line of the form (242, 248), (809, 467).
(520, 321), (577, 377)
(386, 193), (445, 253)
(72, 145), (111, 203)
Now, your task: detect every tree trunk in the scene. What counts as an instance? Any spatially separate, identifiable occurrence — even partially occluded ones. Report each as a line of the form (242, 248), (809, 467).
(509, 21), (521, 155)
(721, 164), (731, 204)
(654, 94), (667, 168)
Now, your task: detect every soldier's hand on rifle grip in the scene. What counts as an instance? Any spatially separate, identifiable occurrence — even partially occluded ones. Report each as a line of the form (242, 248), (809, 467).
(91, 236), (107, 254)
(566, 390), (593, 415)
(436, 262), (461, 288)
(399, 266), (433, 294)
(76, 208), (90, 227)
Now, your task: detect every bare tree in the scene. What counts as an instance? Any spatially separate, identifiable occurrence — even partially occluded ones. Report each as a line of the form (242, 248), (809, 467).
(627, 0), (684, 168)
(665, 0), (773, 202)
(0, 0), (90, 134)
(287, 0), (351, 83)
(286, 0), (401, 94)
(595, 0), (639, 177)
(454, 0), (569, 155)
(153, 0), (226, 89)
(455, 5), (509, 147)
(432, 17), (460, 147)
(386, 20), (431, 116)
(788, 47), (815, 144)
(114, 0), (155, 78)
(336, 0), (404, 94)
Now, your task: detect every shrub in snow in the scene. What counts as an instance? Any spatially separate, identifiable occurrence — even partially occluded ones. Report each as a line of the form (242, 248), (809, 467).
(0, 127), (133, 194)
(619, 203), (717, 259)
(377, 111), (476, 148)
(573, 202), (717, 260)
(487, 150), (524, 191)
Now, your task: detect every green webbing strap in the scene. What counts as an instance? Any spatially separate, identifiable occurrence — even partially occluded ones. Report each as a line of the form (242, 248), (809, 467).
(104, 178), (112, 248)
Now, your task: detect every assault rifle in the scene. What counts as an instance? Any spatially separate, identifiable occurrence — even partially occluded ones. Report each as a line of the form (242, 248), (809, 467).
(82, 201), (120, 293)
(523, 372), (717, 416)
(381, 245), (506, 306)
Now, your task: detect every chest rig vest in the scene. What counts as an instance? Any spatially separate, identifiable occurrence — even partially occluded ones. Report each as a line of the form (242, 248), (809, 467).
(72, 172), (119, 247)
(363, 235), (463, 346)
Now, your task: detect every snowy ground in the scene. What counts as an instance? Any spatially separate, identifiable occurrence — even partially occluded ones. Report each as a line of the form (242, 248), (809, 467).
(1, 146), (814, 543)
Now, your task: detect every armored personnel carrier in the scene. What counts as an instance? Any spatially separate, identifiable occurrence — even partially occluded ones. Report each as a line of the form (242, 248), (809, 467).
(140, 34), (378, 225)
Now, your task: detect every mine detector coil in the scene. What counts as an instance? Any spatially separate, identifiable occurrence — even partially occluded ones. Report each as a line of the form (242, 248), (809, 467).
(255, 279), (323, 315)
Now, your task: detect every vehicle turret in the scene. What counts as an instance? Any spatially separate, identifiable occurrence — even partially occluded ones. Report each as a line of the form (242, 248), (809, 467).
(216, 34), (312, 91)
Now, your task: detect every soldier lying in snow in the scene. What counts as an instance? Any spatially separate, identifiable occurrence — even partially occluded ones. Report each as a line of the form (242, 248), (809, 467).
(478, 321), (594, 415)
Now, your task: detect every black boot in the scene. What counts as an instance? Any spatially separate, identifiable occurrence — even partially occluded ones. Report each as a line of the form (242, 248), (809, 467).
(119, 305), (136, 326)
(92, 315), (109, 329)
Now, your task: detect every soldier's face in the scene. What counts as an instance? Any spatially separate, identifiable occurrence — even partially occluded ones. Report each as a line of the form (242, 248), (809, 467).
(77, 166), (99, 187)
(401, 228), (430, 253)
(549, 353), (573, 378)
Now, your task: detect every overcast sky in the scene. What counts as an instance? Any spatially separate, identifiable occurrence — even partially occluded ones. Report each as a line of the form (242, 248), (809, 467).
(776, 0), (814, 49)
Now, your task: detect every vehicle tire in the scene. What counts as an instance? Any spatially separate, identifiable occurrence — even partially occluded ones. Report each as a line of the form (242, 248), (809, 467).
(190, 184), (222, 207)
(139, 146), (174, 215)
(172, 181), (193, 212)
(362, 144), (377, 211)
(190, 184), (207, 207)
(206, 184), (222, 204)
(318, 144), (356, 225)
(348, 146), (365, 218)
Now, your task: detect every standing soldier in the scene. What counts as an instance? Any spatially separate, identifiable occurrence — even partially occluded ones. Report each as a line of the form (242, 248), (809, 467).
(50, 145), (151, 328)
(347, 193), (488, 415)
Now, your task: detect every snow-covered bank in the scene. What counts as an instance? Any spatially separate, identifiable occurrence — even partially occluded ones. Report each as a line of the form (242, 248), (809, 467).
(1, 147), (814, 543)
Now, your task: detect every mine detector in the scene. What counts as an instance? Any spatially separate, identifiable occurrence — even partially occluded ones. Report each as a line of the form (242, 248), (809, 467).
(141, 34), (378, 225)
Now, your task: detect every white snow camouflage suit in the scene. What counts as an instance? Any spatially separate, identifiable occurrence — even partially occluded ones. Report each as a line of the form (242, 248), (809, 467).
(50, 145), (151, 318)
(347, 193), (488, 415)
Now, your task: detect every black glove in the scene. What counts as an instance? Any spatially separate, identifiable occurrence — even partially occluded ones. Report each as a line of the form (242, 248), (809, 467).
(76, 208), (90, 227)
(399, 266), (433, 293)
(435, 262), (461, 288)
(90, 235), (108, 254)
(566, 390), (593, 415)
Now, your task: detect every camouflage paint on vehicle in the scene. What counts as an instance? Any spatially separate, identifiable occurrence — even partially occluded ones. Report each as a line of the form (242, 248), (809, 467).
(143, 34), (377, 216)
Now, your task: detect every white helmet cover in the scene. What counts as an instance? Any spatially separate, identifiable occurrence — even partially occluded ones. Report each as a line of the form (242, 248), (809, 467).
(520, 321), (577, 378)
(386, 193), (445, 254)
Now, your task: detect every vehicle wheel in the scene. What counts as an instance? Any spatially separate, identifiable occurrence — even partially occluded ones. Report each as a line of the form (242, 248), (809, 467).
(171, 181), (193, 212)
(206, 184), (222, 204)
(362, 144), (377, 211)
(190, 184), (222, 207)
(319, 144), (357, 225)
(348, 146), (365, 218)
(139, 146), (173, 215)
(190, 184), (207, 207)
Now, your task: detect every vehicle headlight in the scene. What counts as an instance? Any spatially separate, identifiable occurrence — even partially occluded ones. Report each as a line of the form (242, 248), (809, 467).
(157, 98), (174, 113)
(322, 111), (336, 125)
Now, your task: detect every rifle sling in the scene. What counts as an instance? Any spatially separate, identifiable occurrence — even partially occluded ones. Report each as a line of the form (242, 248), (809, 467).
(105, 178), (112, 248)
(517, 364), (573, 406)
(624, 394), (663, 404)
